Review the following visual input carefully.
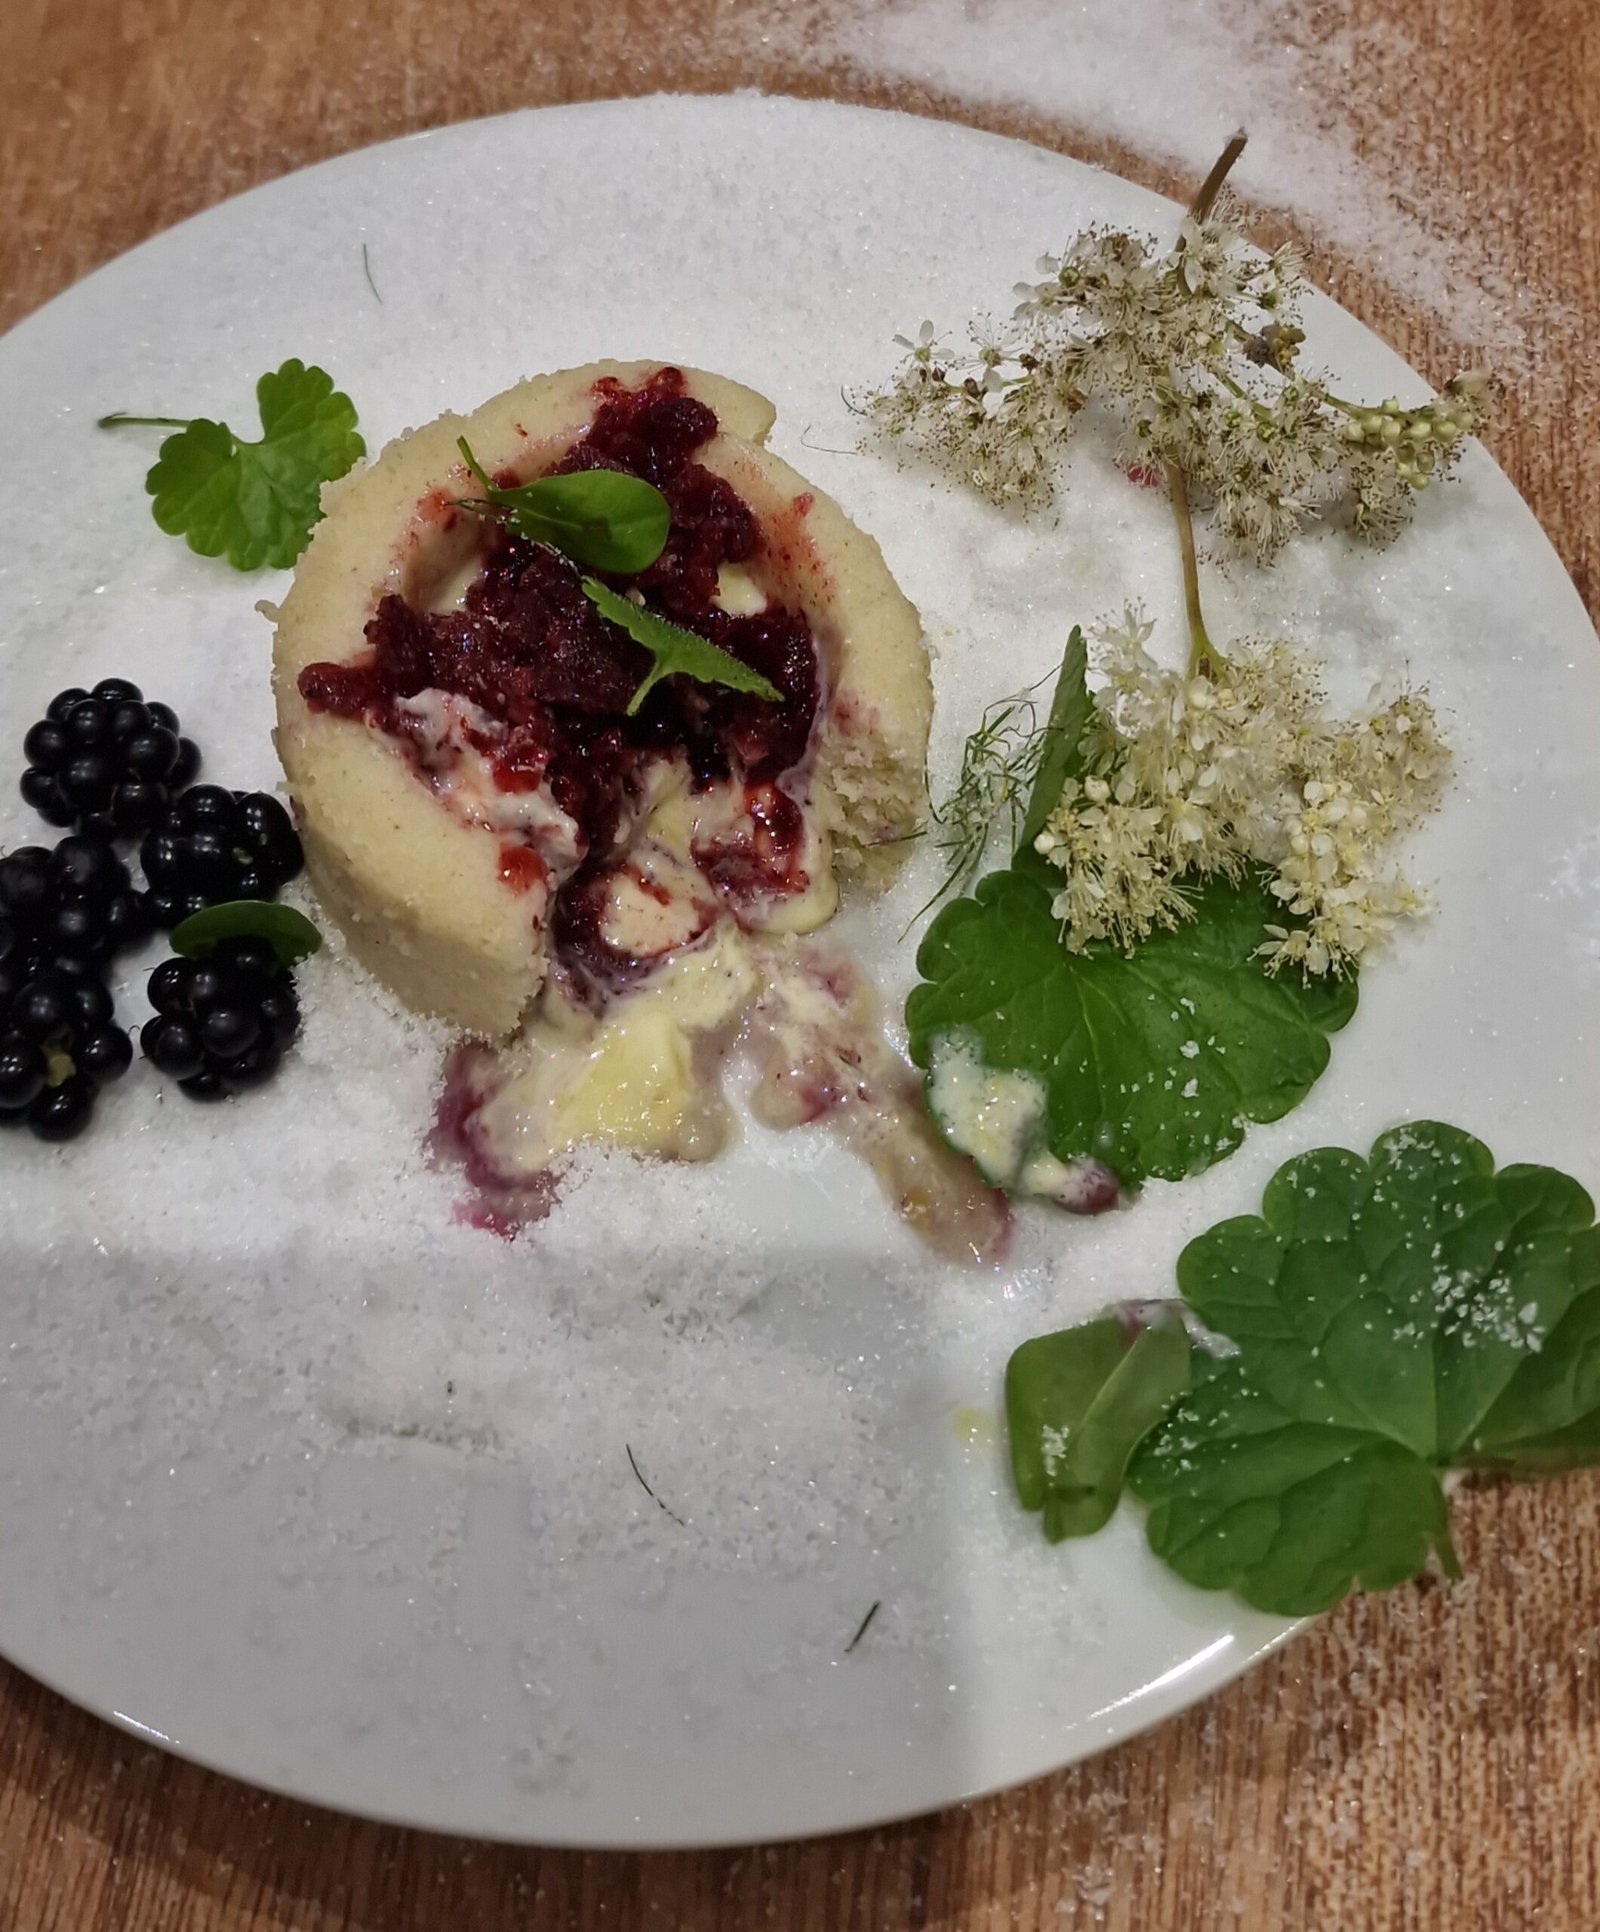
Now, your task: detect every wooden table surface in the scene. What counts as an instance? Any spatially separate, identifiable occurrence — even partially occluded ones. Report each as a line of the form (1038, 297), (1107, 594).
(3, 2), (1598, 1926)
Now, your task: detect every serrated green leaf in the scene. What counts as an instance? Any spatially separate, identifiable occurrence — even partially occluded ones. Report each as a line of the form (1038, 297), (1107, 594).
(1015, 626), (1092, 858)
(581, 578), (782, 714)
(136, 359), (364, 570)
(907, 865), (1355, 1188)
(172, 899), (322, 969)
(1122, 1122), (1600, 1615)
(456, 439), (671, 573)
(1006, 1316), (1191, 1540)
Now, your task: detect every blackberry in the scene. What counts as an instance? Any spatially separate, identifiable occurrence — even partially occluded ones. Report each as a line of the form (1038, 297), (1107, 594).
(0, 1034), (45, 1114)
(0, 831), (150, 973)
(140, 935), (301, 1101)
(29, 1075), (96, 1142)
(19, 678), (202, 836)
(77, 1025), (134, 1084)
(0, 830), (147, 1143)
(0, 958), (133, 1144)
(0, 845), (53, 926)
(140, 788), (303, 928)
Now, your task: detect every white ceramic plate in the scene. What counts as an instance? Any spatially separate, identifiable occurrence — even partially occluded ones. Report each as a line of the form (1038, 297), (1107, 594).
(1, 96), (1596, 1848)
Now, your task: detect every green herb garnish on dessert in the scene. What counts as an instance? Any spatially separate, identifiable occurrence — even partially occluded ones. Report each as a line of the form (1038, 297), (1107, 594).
(455, 436), (672, 573)
(581, 578), (783, 715)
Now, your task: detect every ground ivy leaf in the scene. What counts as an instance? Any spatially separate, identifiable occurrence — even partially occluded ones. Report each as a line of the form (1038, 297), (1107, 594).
(581, 578), (782, 714)
(907, 865), (1356, 1188)
(1175, 1153), (1438, 1457)
(137, 359), (364, 570)
(1125, 1122), (1600, 1614)
(1007, 1316), (1191, 1540)
(1179, 1124), (1594, 1458)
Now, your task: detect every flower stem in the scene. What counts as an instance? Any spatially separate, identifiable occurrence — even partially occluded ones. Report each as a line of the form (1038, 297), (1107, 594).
(1167, 464), (1217, 678)
(1188, 130), (1248, 223)
(1320, 389), (1379, 420)
(1175, 131), (1249, 296)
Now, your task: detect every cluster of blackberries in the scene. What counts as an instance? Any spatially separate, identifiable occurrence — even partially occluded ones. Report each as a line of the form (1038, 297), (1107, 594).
(21, 679), (202, 836)
(0, 836), (143, 1140)
(4, 678), (314, 1140)
(17, 684), (306, 933)
(140, 938), (301, 1101)
(141, 787), (304, 929)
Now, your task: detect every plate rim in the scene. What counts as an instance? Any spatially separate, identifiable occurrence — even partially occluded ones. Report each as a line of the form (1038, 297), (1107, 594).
(0, 88), (1593, 1849)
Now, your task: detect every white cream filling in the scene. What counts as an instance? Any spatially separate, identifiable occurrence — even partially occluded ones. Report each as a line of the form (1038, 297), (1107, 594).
(392, 690), (584, 866)
(712, 563), (770, 616)
(642, 763), (838, 936)
(404, 625), (1001, 1256)
(470, 932), (1011, 1266)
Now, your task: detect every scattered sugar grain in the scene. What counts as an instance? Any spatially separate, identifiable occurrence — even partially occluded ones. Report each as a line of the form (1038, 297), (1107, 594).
(789, 0), (1567, 388)
(0, 86), (1594, 1819)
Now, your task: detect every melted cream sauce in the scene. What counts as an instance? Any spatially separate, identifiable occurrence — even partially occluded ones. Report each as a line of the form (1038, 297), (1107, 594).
(436, 748), (1013, 1269)
(427, 569), (1005, 1263)
(925, 1034), (1119, 1213)
(442, 928), (1012, 1267)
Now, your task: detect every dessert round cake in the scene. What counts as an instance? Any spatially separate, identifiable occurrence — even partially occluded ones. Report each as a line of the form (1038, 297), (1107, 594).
(272, 360), (933, 1039)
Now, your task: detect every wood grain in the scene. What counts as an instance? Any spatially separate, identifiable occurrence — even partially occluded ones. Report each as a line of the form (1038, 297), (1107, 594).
(2, 2), (1597, 1926)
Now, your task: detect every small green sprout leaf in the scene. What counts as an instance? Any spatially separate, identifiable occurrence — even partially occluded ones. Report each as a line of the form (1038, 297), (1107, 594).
(1007, 1315), (1191, 1540)
(581, 578), (782, 715)
(172, 900), (322, 970)
(456, 438), (671, 573)
(923, 630), (1092, 909)
(1015, 625), (1092, 857)
(100, 359), (364, 570)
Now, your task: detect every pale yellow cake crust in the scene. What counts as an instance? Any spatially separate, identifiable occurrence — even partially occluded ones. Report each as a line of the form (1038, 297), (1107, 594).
(272, 361), (931, 1036)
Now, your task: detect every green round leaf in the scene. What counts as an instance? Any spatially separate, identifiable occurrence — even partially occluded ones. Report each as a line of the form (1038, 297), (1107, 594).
(457, 441), (671, 573)
(907, 864), (1356, 1188)
(1134, 1365), (1455, 1616)
(1124, 1122), (1600, 1615)
(143, 360), (364, 571)
(171, 900), (322, 969)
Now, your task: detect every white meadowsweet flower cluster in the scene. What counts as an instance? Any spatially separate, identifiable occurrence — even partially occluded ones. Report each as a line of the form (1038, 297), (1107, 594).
(1032, 612), (1451, 975)
(862, 199), (1489, 557)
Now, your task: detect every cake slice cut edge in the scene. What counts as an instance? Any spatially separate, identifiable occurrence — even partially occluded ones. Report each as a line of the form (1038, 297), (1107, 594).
(271, 360), (933, 1037)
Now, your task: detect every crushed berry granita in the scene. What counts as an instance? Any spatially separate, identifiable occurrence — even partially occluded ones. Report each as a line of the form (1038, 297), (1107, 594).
(298, 368), (822, 878)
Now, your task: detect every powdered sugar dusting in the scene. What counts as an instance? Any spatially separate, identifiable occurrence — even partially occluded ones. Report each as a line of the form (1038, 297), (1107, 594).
(0, 96), (1595, 1841)
(808, 0), (1560, 379)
